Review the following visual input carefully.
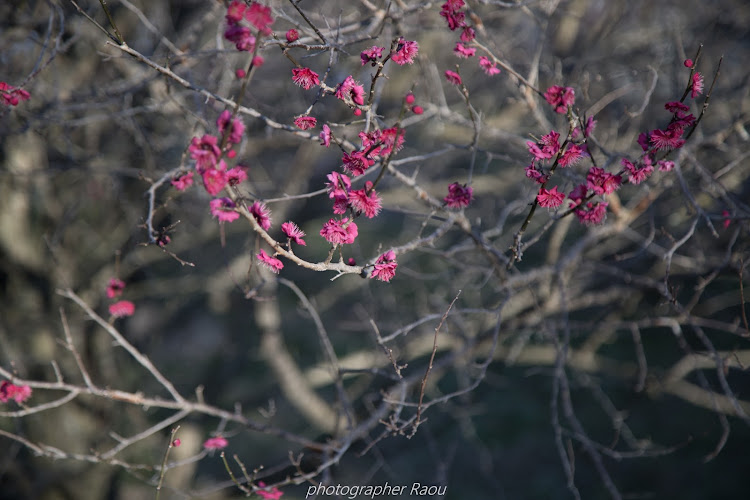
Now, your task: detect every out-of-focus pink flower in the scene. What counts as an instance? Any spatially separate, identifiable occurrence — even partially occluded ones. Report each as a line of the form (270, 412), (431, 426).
(107, 278), (126, 299)
(203, 436), (228, 450)
(217, 110), (245, 144)
(210, 197), (240, 222)
(226, 1), (246, 25)
(0, 381), (32, 404)
(257, 481), (284, 500)
(0, 82), (31, 107)
(224, 24), (255, 52)
(189, 135), (222, 172)
(226, 166), (248, 186)
(444, 70), (462, 85)
(319, 124), (331, 147)
(454, 43), (475, 58)
(479, 56), (500, 76)
(109, 300), (135, 318)
(202, 168), (228, 196)
(171, 172), (194, 191)
(245, 2), (274, 35)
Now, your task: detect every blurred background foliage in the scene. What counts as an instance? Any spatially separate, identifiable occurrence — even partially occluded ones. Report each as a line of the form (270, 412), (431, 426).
(2, 0), (750, 499)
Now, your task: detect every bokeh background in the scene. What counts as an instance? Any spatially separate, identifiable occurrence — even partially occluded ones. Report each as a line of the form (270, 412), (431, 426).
(2, 0), (750, 499)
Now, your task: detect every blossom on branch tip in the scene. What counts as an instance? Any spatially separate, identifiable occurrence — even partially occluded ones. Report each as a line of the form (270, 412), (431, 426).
(292, 67), (319, 90)
(257, 249), (283, 273)
(444, 182), (473, 208)
(282, 221), (306, 246)
(445, 70), (462, 85)
(412, 105), (424, 115)
(544, 85), (575, 114)
(0, 381), (32, 404)
(348, 181), (382, 218)
(171, 172), (194, 191)
(203, 436), (228, 450)
(109, 300), (135, 318)
(249, 201), (272, 230)
(391, 38), (419, 65)
(294, 115), (317, 130)
(210, 197), (240, 222)
(537, 186), (565, 209)
(320, 218), (358, 245)
(371, 250), (397, 282)
(107, 278), (126, 299)
(479, 56), (500, 76)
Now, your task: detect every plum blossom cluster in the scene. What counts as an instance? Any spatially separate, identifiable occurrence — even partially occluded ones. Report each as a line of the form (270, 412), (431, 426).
(439, 1), (500, 77)
(106, 278), (135, 318)
(544, 85), (575, 114)
(223, 1), (273, 53)
(617, 62), (702, 188)
(0, 81), (30, 107)
(0, 380), (32, 404)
